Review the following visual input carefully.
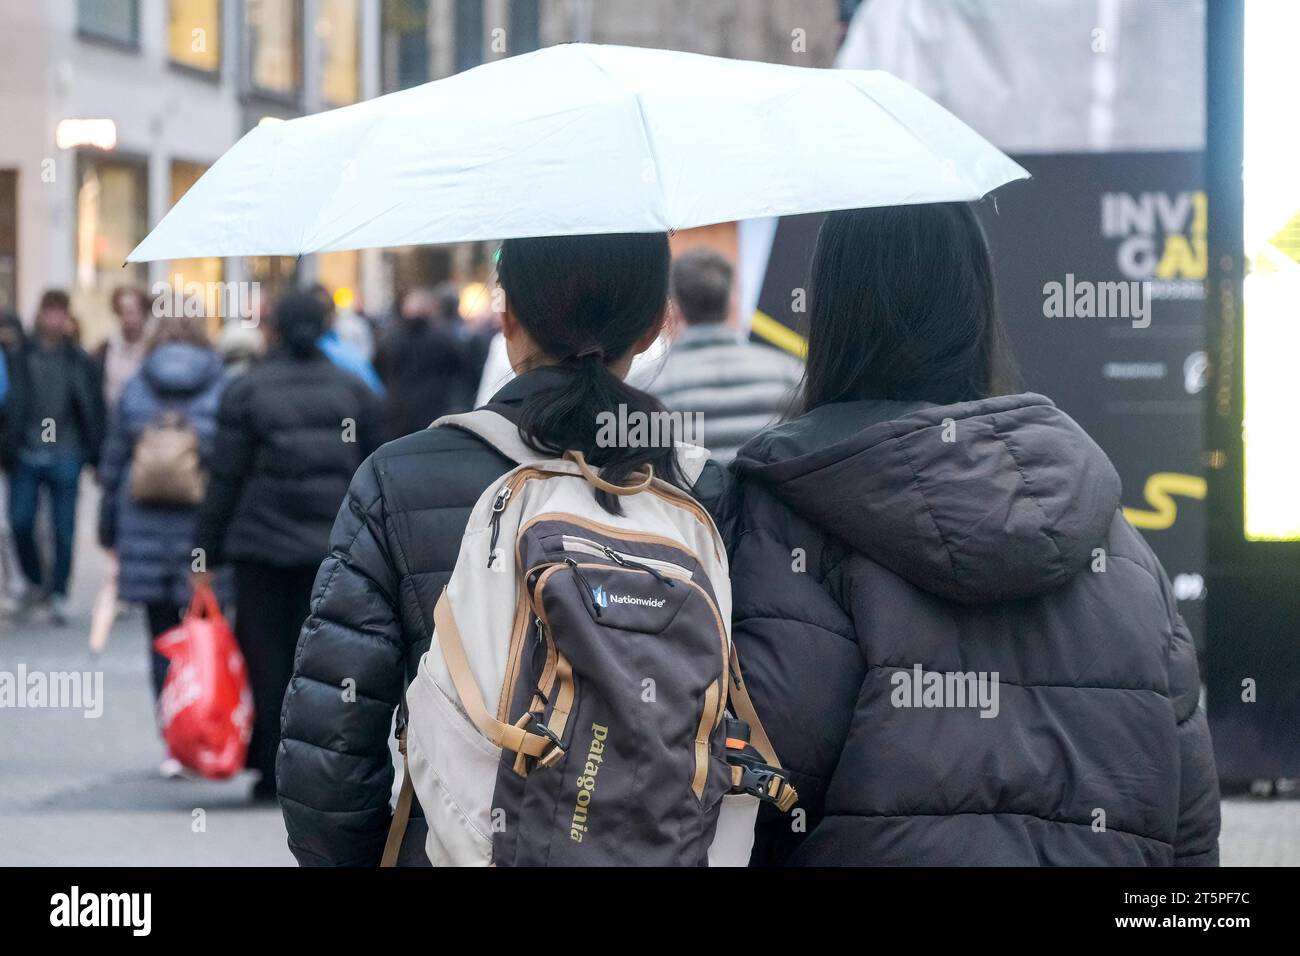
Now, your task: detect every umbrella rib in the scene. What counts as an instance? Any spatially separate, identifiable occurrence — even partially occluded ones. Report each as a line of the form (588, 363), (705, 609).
(302, 200), (406, 254)
(579, 48), (672, 230)
(847, 81), (982, 200)
(628, 93), (672, 229)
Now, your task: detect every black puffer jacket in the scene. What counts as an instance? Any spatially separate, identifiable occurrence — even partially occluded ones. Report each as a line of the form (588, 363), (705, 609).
(730, 393), (1219, 866)
(194, 350), (380, 568)
(373, 317), (476, 442)
(277, 367), (733, 866)
(0, 341), (106, 468)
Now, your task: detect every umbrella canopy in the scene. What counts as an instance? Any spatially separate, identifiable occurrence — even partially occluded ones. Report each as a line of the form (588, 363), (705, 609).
(127, 43), (1027, 262)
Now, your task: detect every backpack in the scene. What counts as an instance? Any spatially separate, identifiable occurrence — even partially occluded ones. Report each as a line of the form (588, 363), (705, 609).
(383, 410), (796, 867)
(129, 409), (206, 506)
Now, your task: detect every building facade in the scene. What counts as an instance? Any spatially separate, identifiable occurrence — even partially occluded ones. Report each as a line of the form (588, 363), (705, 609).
(0, 0), (841, 341)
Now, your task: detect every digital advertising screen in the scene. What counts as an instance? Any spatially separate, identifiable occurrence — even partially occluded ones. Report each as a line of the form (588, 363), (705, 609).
(1241, 0), (1300, 542)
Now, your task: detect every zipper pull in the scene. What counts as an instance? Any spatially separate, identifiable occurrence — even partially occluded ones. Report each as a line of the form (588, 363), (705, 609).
(603, 546), (675, 587)
(529, 616), (548, 684)
(486, 485), (513, 567)
(565, 558), (603, 617)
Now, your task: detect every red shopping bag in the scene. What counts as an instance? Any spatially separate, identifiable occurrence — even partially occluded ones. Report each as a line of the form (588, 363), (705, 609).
(154, 584), (253, 779)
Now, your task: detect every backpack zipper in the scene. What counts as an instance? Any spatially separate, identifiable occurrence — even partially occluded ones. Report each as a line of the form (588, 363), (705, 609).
(559, 535), (691, 582)
(522, 513), (700, 565)
(528, 616), (549, 695)
(564, 558), (604, 617)
(486, 485), (513, 568)
(487, 466), (571, 569)
(601, 545), (676, 587)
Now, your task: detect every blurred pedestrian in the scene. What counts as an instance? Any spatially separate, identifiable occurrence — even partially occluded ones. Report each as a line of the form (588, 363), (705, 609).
(216, 321), (264, 377)
(311, 284), (384, 396)
(374, 284), (476, 441)
(0, 290), (106, 624)
(632, 248), (803, 465)
(728, 203), (1220, 866)
(96, 286), (152, 409)
(0, 311), (27, 614)
(97, 313), (226, 775)
(193, 291), (379, 799)
(330, 290), (377, 362)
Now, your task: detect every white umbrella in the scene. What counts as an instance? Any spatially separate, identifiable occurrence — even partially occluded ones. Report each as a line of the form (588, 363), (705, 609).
(127, 44), (1027, 262)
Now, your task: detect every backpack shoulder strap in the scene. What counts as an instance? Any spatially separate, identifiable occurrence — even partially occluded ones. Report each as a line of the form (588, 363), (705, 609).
(436, 409), (712, 486)
(433, 409), (540, 465)
(672, 443), (709, 487)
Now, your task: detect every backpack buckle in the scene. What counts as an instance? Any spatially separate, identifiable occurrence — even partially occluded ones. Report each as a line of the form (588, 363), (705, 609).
(728, 758), (798, 813)
(723, 717), (798, 812)
(523, 711), (567, 768)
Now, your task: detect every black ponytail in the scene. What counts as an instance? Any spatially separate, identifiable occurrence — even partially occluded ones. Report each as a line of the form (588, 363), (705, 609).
(499, 233), (685, 515)
(274, 291), (327, 359)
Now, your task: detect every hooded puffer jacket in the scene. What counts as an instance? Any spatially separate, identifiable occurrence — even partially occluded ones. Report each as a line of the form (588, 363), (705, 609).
(98, 343), (226, 605)
(730, 392), (1219, 866)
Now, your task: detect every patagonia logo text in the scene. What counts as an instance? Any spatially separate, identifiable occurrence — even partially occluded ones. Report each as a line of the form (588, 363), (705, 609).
(570, 723), (608, 843)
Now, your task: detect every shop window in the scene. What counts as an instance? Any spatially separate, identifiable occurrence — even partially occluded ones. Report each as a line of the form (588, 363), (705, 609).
(455, 0), (483, 73)
(382, 0), (430, 92)
(167, 161), (226, 331)
(319, 0), (361, 106)
(74, 152), (148, 343)
(78, 0), (140, 48)
(317, 251), (360, 311)
(246, 0), (302, 97)
(509, 0), (539, 54)
(170, 0), (222, 73)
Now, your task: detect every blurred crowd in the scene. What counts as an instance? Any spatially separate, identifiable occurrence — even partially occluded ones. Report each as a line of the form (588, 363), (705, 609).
(0, 278), (489, 780)
(0, 248), (796, 791)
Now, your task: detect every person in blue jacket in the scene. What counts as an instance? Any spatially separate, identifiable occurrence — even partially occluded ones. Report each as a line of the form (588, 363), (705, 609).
(98, 314), (226, 777)
(309, 284), (385, 396)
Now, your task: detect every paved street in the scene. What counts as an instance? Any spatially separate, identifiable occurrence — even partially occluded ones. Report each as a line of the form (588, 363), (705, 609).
(0, 479), (293, 866)
(1, 480), (1297, 866)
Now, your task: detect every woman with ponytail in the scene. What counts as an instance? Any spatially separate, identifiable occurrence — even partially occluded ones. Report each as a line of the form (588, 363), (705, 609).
(194, 291), (380, 799)
(278, 233), (731, 865)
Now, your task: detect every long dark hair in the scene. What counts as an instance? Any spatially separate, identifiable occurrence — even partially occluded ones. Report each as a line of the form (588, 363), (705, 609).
(800, 202), (1015, 411)
(498, 232), (683, 514)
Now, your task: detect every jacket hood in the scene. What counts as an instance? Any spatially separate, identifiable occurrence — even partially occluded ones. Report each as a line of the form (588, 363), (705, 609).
(141, 342), (224, 396)
(733, 393), (1121, 605)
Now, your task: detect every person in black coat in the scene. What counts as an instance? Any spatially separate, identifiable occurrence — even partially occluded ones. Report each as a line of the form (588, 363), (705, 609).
(0, 290), (106, 623)
(276, 233), (733, 865)
(729, 203), (1220, 866)
(98, 316), (227, 702)
(194, 292), (380, 798)
(373, 284), (477, 442)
